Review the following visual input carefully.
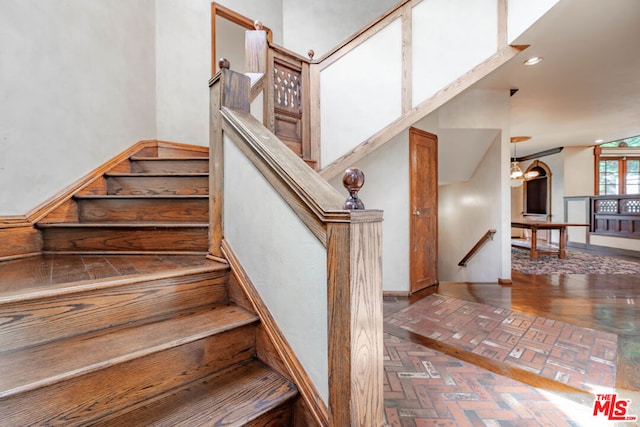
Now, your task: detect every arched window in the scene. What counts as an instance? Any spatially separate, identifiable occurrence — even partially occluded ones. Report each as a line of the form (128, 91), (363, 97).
(524, 161), (552, 219)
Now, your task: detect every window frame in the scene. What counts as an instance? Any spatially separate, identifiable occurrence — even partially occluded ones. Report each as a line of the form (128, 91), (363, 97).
(594, 146), (640, 195)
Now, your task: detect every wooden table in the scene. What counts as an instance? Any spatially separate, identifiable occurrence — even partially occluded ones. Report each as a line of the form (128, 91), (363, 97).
(511, 221), (590, 259)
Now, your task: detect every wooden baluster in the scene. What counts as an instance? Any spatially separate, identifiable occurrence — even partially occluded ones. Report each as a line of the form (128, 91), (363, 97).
(342, 168), (365, 210)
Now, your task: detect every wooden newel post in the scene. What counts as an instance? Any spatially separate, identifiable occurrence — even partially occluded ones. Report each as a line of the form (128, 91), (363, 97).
(208, 58), (250, 260)
(246, 19), (268, 73)
(342, 168), (365, 210)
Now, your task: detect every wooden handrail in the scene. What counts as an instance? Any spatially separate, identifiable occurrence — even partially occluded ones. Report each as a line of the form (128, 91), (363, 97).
(458, 229), (496, 267)
(210, 66), (384, 427)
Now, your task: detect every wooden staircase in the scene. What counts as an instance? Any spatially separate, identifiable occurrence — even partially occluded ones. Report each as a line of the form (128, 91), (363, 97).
(37, 144), (210, 255)
(0, 142), (299, 426)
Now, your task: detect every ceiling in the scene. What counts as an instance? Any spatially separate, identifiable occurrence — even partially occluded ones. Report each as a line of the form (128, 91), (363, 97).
(474, 0), (640, 158)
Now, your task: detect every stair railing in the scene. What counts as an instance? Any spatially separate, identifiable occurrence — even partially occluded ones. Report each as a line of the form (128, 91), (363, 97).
(458, 229), (497, 267)
(210, 62), (384, 427)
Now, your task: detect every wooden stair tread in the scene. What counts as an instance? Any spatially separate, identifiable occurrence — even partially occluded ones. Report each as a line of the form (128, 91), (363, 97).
(74, 194), (208, 199)
(0, 304), (258, 398)
(37, 222), (209, 228)
(105, 172), (208, 177)
(94, 360), (297, 427)
(130, 156), (208, 161)
(0, 262), (228, 304)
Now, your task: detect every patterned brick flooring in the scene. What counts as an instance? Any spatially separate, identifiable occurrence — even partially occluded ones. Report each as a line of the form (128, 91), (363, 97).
(383, 333), (595, 426)
(382, 294), (627, 426)
(386, 294), (617, 393)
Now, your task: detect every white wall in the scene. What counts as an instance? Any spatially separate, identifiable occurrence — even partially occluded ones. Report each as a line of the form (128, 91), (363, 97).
(508, 0), (560, 43)
(330, 131), (411, 293)
(320, 20), (402, 167)
(563, 146), (594, 196)
(224, 134), (328, 401)
(436, 89), (511, 282)
(282, 0), (397, 57)
(0, 0), (156, 216)
(155, 0), (283, 148)
(439, 135), (503, 282)
(412, 0), (497, 106)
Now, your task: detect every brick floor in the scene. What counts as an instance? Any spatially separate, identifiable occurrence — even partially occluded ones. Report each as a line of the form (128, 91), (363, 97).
(386, 294), (617, 394)
(383, 333), (596, 426)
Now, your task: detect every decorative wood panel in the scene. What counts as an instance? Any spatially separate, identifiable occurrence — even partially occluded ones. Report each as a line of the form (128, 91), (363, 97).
(591, 195), (640, 239)
(273, 58), (304, 156)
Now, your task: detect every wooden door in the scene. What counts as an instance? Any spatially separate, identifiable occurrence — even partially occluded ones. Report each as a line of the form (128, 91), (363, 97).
(409, 128), (438, 293)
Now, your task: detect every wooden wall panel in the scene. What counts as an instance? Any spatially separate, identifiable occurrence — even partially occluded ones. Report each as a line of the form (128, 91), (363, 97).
(0, 224), (41, 260)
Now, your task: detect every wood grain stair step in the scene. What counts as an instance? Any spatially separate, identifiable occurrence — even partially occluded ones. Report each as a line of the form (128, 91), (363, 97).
(0, 306), (259, 426)
(93, 360), (297, 427)
(0, 266), (230, 352)
(0, 304), (258, 398)
(38, 222), (209, 253)
(103, 173), (209, 196)
(129, 157), (209, 173)
(74, 195), (208, 222)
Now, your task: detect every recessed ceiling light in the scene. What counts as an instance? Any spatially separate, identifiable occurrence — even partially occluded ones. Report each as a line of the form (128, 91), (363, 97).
(524, 57), (543, 66)
(595, 139), (604, 143)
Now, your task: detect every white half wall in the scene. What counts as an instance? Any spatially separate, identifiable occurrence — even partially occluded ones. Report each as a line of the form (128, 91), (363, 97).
(223, 134), (328, 402)
(0, 0), (156, 216)
(320, 19), (402, 167)
(412, 0), (497, 107)
(508, 0), (560, 44)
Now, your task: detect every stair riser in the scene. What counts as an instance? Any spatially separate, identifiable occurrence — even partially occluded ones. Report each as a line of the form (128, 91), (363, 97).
(41, 227), (209, 252)
(244, 405), (294, 426)
(0, 271), (228, 352)
(131, 160), (208, 173)
(106, 176), (209, 196)
(77, 198), (208, 222)
(0, 325), (256, 427)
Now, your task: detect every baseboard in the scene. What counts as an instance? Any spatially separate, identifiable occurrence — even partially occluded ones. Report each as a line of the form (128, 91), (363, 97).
(383, 291), (409, 298)
(567, 242), (640, 259)
(498, 277), (513, 285)
(221, 239), (328, 427)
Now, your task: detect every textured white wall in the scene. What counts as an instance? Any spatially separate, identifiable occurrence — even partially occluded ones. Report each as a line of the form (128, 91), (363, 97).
(320, 19), (402, 167)
(0, 0), (156, 216)
(282, 0), (397, 57)
(223, 134), (328, 401)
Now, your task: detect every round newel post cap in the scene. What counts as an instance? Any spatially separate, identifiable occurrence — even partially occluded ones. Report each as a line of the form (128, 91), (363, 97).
(254, 20), (264, 30)
(218, 58), (230, 70)
(308, 49), (315, 60)
(342, 168), (365, 210)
